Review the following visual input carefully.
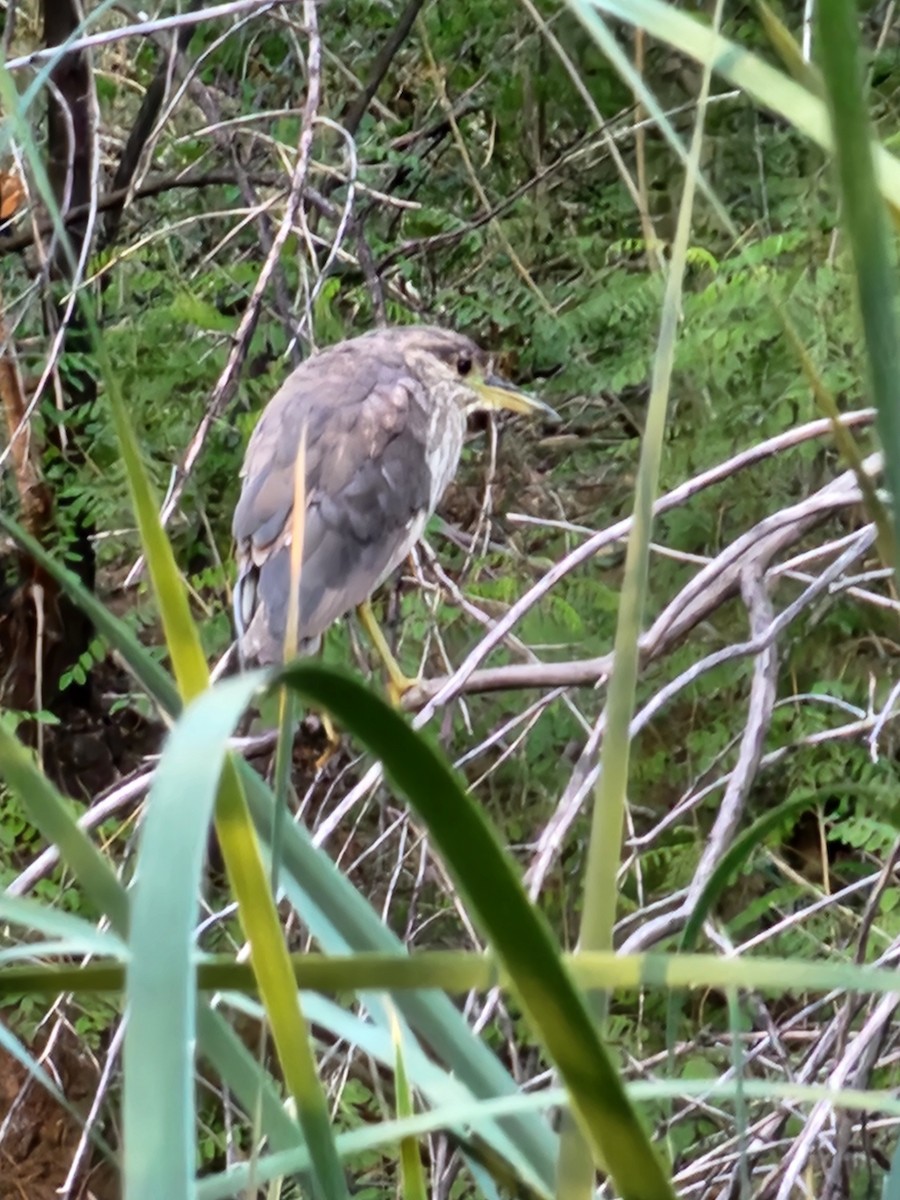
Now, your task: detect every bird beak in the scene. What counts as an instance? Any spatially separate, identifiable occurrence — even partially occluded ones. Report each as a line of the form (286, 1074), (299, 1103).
(473, 373), (561, 422)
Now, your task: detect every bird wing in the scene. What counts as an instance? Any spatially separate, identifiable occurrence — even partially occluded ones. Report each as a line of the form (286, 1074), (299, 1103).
(233, 349), (433, 663)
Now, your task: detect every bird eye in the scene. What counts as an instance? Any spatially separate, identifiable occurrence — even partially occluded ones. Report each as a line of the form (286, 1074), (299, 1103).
(457, 355), (472, 377)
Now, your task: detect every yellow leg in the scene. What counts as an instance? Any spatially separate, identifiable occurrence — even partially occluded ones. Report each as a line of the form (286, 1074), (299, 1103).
(357, 598), (418, 706)
(313, 709), (342, 770)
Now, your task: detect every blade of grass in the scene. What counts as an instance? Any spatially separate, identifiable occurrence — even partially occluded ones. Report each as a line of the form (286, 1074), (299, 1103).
(0, 893), (124, 950)
(579, 0), (718, 969)
(216, 757), (350, 1200)
(275, 661), (674, 1200)
(11, 948), (900, 1012)
(222, 984), (547, 1190)
(131, 671), (349, 1200)
(756, 1), (822, 94)
(238, 757), (559, 1191)
(125, 672), (269, 1200)
(201, 1089), (567, 1200)
(198, 1074), (900, 1200)
(0, 685), (302, 1173)
(391, 1006), (429, 1200)
(817, 0), (900, 570)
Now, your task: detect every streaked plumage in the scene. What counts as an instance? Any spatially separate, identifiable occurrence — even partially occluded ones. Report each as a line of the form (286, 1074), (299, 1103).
(232, 325), (556, 668)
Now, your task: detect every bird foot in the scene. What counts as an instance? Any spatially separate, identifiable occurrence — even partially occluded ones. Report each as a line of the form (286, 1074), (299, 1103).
(305, 710), (342, 771)
(386, 672), (420, 709)
(313, 732), (342, 771)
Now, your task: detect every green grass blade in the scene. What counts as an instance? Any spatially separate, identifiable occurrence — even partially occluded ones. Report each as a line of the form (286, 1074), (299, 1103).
(125, 672), (267, 1200)
(0, 894), (125, 958)
(580, 0), (715, 962)
(195, 1006), (305, 1153)
(238, 758), (559, 1190)
(0, 726), (128, 930)
(216, 756), (350, 1200)
(817, 0), (900, 566)
(0, 701), (303, 1177)
(275, 662), (673, 1199)
(129, 670), (348, 1200)
(559, 5), (718, 1190)
(392, 1007), (429, 1200)
(99, 363), (210, 703)
(198, 1089), (566, 1200)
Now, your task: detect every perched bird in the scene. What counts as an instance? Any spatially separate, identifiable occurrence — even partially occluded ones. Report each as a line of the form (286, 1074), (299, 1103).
(232, 325), (558, 695)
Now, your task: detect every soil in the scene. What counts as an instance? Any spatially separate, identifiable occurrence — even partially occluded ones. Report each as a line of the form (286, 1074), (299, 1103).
(0, 1023), (118, 1200)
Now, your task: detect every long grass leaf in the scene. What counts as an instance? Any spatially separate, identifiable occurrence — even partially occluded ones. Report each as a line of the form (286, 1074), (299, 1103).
(125, 672), (268, 1200)
(276, 662), (673, 1199)
(11, 947), (900, 1005)
(0, 727), (128, 929)
(137, 671), (348, 1199)
(392, 1007), (429, 1200)
(238, 758), (559, 1190)
(817, 0), (900, 567)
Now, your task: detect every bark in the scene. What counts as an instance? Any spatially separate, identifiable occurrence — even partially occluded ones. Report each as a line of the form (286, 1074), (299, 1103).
(0, 1), (97, 714)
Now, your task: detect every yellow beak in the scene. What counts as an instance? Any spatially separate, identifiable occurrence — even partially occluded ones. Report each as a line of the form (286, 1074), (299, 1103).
(472, 373), (561, 422)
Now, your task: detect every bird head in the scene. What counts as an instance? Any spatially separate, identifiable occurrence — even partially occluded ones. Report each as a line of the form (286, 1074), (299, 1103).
(361, 325), (561, 423)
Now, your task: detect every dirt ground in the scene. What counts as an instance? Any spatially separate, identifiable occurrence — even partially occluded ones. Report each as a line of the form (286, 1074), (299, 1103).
(0, 1024), (118, 1200)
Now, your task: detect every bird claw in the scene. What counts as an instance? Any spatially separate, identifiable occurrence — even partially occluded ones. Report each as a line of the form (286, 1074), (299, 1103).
(313, 733), (342, 771)
(309, 710), (341, 770)
(386, 673), (419, 709)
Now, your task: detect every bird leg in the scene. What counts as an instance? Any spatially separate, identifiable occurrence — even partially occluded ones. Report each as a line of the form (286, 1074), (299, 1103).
(313, 712), (342, 770)
(356, 598), (418, 707)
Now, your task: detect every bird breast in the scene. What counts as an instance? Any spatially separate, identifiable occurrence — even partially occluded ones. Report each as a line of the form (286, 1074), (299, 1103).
(423, 382), (468, 511)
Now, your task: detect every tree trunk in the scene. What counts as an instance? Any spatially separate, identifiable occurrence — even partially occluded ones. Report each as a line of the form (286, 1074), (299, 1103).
(0, 1), (97, 718)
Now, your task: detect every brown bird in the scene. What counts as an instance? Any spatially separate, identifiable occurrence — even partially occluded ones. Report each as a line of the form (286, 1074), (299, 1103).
(232, 325), (558, 696)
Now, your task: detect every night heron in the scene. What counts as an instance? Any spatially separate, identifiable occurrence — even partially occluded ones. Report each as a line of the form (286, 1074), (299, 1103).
(232, 325), (558, 697)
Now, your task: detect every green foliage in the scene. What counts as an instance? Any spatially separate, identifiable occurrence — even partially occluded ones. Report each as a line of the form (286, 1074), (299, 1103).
(4, 1), (900, 1195)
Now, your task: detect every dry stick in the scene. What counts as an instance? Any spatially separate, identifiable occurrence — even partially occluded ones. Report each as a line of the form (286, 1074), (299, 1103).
(403, 411), (876, 709)
(312, 425), (879, 851)
(618, 561), (782, 953)
(100, 0), (205, 251)
(772, 992), (899, 1200)
(526, 478), (880, 906)
(338, 0), (426, 143)
(4, 0), (283, 71)
(123, 10), (323, 588)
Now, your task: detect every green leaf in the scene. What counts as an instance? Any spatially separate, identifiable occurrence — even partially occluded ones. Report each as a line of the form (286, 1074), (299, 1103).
(275, 662), (674, 1200)
(817, 0), (900, 572)
(125, 671), (347, 1200)
(0, 726), (128, 931)
(238, 759), (559, 1192)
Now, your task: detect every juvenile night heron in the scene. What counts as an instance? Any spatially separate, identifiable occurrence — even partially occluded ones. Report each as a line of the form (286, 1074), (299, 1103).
(232, 325), (558, 695)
